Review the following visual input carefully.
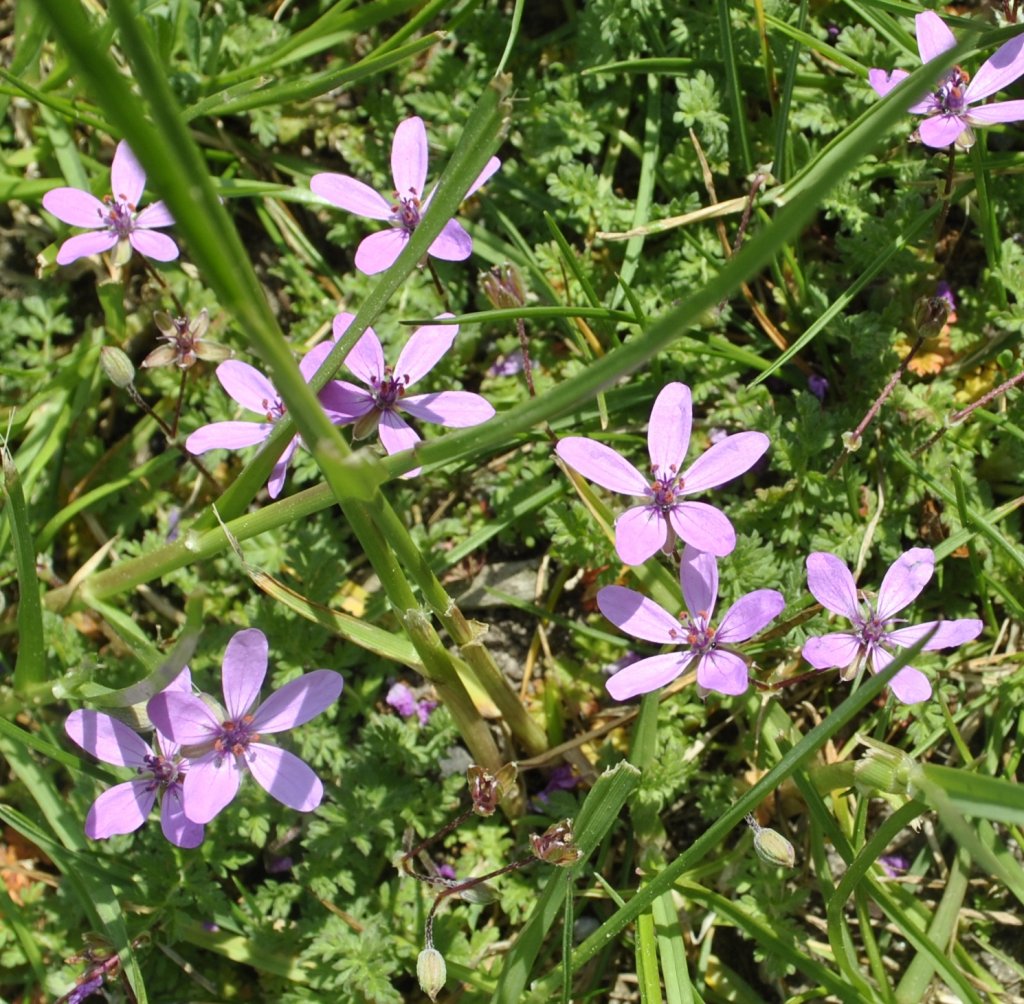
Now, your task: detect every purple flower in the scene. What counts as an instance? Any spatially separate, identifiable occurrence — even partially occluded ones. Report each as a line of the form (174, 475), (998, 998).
(147, 629), (344, 824)
(555, 383), (769, 564)
(42, 141), (178, 266)
(869, 11), (1024, 149)
(322, 312), (495, 477)
(64, 669), (204, 848)
(310, 116), (500, 275)
(808, 374), (829, 401)
(599, 545), (785, 699)
(185, 341), (351, 498)
(385, 681), (437, 724)
(802, 548), (983, 704)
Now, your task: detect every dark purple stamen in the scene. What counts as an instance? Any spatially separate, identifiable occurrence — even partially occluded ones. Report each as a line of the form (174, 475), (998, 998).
(261, 396), (286, 423)
(937, 67), (970, 115)
(101, 194), (137, 237)
(215, 714), (259, 758)
(370, 366), (408, 411)
(140, 753), (183, 788)
(391, 188), (422, 234)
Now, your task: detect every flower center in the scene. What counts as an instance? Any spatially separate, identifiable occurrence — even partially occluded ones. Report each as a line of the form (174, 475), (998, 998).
(102, 195), (137, 238)
(261, 396), (286, 422)
(669, 612), (716, 654)
(391, 189), (422, 234)
(858, 608), (889, 647)
(936, 66), (969, 115)
(369, 366), (408, 411)
(649, 466), (683, 510)
(214, 714), (259, 759)
(140, 752), (183, 788)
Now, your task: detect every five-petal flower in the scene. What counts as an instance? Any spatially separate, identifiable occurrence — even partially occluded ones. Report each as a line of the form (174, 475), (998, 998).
(321, 311), (495, 476)
(42, 140), (179, 266)
(599, 545), (785, 699)
(869, 11), (1024, 148)
(556, 383), (769, 564)
(65, 669), (203, 848)
(185, 342), (352, 498)
(147, 628), (344, 824)
(801, 548), (983, 703)
(310, 116), (500, 274)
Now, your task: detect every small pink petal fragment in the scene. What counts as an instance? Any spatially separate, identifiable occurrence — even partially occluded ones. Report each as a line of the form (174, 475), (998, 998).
(914, 11), (956, 64)
(868, 68), (910, 99)
(466, 156), (501, 198)
(110, 141), (146, 206)
(428, 219), (473, 262)
(391, 116), (429, 198)
(966, 100), (1024, 125)
(160, 787), (204, 848)
(135, 200), (175, 229)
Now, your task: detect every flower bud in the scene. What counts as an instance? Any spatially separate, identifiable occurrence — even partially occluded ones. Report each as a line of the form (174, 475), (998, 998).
(752, 826), (796, 868)
(530, 819), (582, 867)
(853, 740), (919, 796)
(417, 947), (446, 1001)
(466, 762), (518, 816)
(100, 346), (136, 388)
(480, 263), (526, 309)
(913, 295), (951, 339)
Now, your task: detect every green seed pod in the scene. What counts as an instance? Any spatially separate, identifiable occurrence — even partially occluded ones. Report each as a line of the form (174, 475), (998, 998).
(100, 346), (136, 388)
(417, 947), (446, 1001)
(913, 295), (951, 339)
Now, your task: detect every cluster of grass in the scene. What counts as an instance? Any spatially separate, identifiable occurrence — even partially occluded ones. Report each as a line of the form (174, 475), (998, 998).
(2, 0), (1023, 1001)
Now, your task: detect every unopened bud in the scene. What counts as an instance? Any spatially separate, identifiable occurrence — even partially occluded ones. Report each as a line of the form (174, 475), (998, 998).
(466, 762), (518, 816)
(100, 346), (136, 388)
(853, 739), (919, 796)
(530, 819), (582, 867)
(913, 295), (951, 339)
(458, 881), (497, 905)
(480, 263), (526, 309)
(417, 947), (446, 1001)
(745, 814), (796, 868)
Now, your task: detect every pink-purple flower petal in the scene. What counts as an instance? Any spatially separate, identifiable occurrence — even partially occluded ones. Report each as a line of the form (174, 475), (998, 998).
(252, 670), (344, 734)
(391, 116), (429, 197)
(887, 618), (983, 651)
(918, 113), (969, 147)
(186, 420), (272, 454)
(355, 228), (408, 274)
(802, 631), (862, 671)
(215, 360), (278, 413)
(128, 229), (179, 262)
(680, 544), (718, 621)
(65, 710), (151, 768)
(966, 100), (1024, 124)
(872, 648), (932, 704)
(42, 187), (106, 227)
(614, 505), (669, 564)
(110, 141), (146, 206)
(55, 230), (118, 265)
(965, 32), (1024, 102)
(309, 173), (392, 220)
(319, 380), (375, 420)
(666, 501), (736, 557)
(246, 743), (324, 812)
(147, 691), (221, 747)
(182, 751), (243, 824)
(85, 780), (156, 839)
(160, 787), (204, 848)
(379, 409), (422, 462)
(876, 547), (933, 621)
(915, 11), (956, 64)
(221, 627), (268, 719)
(341, 324), (386, 385)
(868, 68), (910, 99)
(134, 200), (175, 229)
(400, 391), (495, 427)
(682, 431), (769, 493)
(466, 156), (501, 198)
(607, 652), (690, 701)
(555, 438), (649, 496)
(716, 589), (785, 645)
(268, 438), (299, 500)
(427, 219), (473, 262)
(647, 382), (692, 479)
(696, 649), (749, 696)
(597, 585), (680, 644)
(805, 552), (861, 619)
(393, 317), (459, 386)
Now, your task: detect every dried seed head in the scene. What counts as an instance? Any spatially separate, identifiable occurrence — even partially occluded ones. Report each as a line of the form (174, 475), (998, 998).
(466, 762), (518, 816)
(530, 819), (582, 867)
(480, 263), (526, 309)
